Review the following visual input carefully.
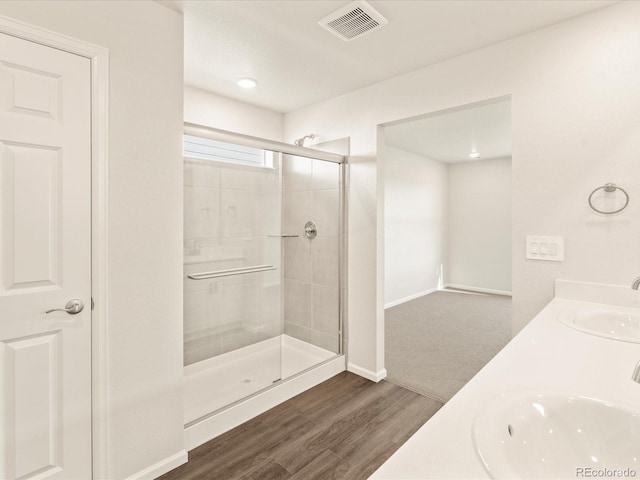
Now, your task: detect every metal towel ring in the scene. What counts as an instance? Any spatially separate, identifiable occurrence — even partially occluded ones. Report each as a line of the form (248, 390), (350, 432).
(588, 183), (629, 215)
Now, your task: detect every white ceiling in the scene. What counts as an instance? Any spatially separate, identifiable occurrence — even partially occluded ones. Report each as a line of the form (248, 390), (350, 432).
(174, 0), (616, 113)
(383, 98), (511, 163)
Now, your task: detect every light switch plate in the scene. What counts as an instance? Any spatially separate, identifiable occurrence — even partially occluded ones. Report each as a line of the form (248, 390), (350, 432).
(526, 235), (564, 262)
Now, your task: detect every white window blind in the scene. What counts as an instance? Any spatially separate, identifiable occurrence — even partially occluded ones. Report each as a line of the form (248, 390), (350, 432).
(183, 134), (274, 167)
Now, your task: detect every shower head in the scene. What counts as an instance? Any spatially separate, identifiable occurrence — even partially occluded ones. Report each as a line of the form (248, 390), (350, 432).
(294, 134), (315, 147)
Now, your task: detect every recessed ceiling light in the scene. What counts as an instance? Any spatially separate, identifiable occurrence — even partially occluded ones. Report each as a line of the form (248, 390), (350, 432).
(469, 152), (481, 159)
(237, 77), (258, 89)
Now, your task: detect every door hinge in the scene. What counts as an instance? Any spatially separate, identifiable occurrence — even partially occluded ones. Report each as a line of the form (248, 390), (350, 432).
(91, 297), (95, 310)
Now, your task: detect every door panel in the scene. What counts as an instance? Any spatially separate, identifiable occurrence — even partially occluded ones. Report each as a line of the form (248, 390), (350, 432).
(0, 32), (91, 480)
(1, 61), (61, 121)
(1, 142), (61, 292)
(3, 331), (62, 479)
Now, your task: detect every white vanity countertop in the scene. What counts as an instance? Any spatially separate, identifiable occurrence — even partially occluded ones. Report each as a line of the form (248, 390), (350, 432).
(370, 280), (640, 479)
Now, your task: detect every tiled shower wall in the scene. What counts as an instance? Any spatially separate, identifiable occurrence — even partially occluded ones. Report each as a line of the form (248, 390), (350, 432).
(282, 155), (341, 353)
(183, 158), (282, 365)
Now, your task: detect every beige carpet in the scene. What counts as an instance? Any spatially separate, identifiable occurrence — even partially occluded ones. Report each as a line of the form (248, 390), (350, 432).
(385, 290), (512, 403)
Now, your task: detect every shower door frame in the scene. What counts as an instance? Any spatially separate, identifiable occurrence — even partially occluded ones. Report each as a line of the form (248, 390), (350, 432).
(182, 123), (348, 447)
(183, 121), (347, 362)
(184, 122), (346, 165)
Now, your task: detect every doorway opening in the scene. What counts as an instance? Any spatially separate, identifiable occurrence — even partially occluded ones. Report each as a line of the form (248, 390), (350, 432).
(381, 96), (512, 403)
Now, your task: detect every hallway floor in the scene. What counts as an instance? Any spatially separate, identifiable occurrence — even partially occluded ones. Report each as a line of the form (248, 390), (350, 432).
(159, 372), (443, 480)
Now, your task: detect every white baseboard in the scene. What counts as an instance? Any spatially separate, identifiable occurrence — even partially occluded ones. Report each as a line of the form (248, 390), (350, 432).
(347, 362), (387, 382)
(445, 283), (512, 296)
(124, 449), (187, 480)
(384, 288), (437, 309)
(185, 355), (345, 451)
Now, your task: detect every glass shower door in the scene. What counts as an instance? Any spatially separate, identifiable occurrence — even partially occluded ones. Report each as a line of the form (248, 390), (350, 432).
(182, 130), (345, 425)
(280, 154), (342, 381)
(183, 146), (283, 424)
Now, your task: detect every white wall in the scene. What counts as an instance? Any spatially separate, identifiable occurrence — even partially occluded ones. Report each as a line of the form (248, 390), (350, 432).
(448, 158), (512, 294)
(185, 85), (284, 141)
(284, 2), (640, 378)
(384, 146), (448, 307)
(383, 150), (511, 305)
(0, 2), (184, 478)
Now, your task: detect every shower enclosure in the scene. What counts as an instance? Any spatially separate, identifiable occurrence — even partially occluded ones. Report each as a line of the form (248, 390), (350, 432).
(182, 124), (345, 430)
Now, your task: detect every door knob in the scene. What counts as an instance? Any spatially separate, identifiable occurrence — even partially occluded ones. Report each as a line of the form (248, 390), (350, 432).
(45, 299), (84, 315)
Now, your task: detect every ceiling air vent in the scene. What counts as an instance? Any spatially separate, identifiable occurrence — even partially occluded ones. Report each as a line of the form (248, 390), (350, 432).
(318, 0), (388, 42)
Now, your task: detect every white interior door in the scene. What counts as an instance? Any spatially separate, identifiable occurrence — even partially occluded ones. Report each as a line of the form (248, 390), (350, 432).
(0, 33), (92, 479)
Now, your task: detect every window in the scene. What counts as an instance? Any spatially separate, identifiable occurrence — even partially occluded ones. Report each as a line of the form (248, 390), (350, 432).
(183, 134), (274, 168)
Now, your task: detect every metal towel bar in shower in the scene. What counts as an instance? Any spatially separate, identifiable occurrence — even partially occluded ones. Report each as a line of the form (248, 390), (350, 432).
(187, 264), (276, 280)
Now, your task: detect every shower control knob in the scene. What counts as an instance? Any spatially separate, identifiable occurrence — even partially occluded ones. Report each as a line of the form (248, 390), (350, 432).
(304, 221), (318, 239)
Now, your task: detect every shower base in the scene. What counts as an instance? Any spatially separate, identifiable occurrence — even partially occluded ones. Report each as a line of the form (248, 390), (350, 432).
(184, 334), (338, 426)
(184, 335), (344, 449)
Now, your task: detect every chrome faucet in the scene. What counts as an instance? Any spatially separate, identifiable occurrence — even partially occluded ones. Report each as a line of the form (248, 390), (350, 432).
(632, 277), (640, 290)
(633, 361), (640, 383)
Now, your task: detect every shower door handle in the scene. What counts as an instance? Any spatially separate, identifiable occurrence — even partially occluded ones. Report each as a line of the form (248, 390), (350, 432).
(45, 299), (85, 315)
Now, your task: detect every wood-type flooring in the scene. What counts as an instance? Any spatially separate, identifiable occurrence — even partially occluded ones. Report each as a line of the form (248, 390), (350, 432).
(160, 372), (443, 480)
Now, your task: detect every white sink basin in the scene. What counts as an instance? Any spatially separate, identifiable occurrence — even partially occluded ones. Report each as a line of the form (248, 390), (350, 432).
(473, 391), (640, 479)
(558, 306), (640, 343)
